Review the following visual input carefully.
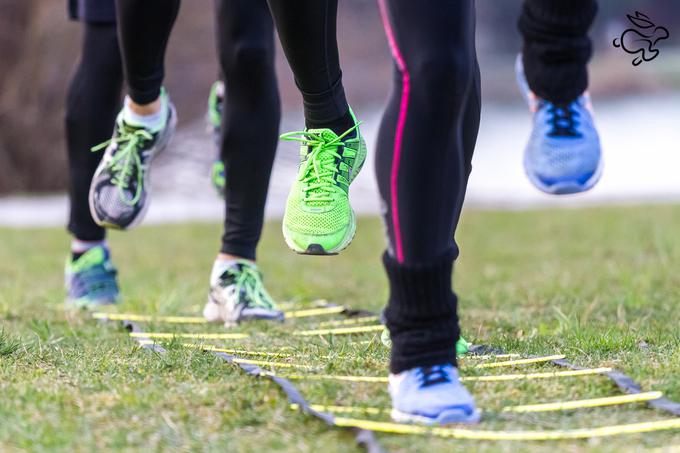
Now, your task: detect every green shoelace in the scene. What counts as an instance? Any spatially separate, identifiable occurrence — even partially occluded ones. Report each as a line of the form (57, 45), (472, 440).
(226, 262), (276, 310)
(92, 128), (153, 206)
(281, 123), (360, 203)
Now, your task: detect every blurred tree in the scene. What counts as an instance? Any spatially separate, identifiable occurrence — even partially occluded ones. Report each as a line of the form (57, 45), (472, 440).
(0, 0), (76, 193)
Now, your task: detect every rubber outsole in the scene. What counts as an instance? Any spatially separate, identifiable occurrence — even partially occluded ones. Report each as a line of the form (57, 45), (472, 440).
(283, 208), (357, 256)
(304, 244), (336, 256)
(65, 297), (118, 311)
(391, 408), (482, 426)
(523, 154), (604, 196)
(204, 292), (285, 327)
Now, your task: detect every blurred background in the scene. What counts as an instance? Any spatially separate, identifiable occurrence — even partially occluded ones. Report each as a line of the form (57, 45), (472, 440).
(1, 0), (680, 225)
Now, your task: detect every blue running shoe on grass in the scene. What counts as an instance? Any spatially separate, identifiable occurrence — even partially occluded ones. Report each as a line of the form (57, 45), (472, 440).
(516, 55), (603, 195)
(389, 364), (481, 425)
(65, 246), (120, 309)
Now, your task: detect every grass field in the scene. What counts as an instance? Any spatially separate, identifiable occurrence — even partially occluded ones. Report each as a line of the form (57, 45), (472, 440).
(1, 205), (680, 452)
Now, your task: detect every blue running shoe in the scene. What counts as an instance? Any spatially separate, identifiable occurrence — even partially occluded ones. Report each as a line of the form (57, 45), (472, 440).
(65, 246), (120, 309)
(516, 55), (603, 195)
(389, 364), (481, 425)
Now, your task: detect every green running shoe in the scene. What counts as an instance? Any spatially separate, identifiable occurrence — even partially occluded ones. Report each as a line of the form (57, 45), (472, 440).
(207, 81), (226, 198)
(280, 110), (367, 255)
(381, 328), (470, 357)
(65, 246), (120, 309)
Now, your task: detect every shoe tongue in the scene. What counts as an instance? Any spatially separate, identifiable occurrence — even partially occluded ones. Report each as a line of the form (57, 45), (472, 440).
(117, 114), (156, 137)
(419, 365), (453, 388)
(121, 123), (137, 135)
(306, 128), (339, 143)
(300, 128), (341, 206)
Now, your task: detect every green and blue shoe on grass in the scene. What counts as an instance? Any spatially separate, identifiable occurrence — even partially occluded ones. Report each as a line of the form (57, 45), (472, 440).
(65, 245), (120, 309)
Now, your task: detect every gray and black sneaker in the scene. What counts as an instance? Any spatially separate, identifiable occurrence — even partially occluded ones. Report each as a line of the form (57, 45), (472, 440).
(89, 94), (177, 229)
(203, 260), (284, 327)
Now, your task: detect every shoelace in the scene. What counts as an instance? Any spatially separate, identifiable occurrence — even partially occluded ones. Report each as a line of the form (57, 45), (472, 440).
(224, 263), (275, 310)
(418, 365), (452, 388)
(545, 101), (581, 138)
(280, 123), (360, 203)
(92, 127), (153, 206)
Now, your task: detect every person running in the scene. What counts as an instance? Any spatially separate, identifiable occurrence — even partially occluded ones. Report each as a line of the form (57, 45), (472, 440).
(266, 0), (480, 424)
(203, 0), (284, 324)
(64, 0), (124, 307)
(67, 0), (283, 324)
(265, 3), (368, 256)
(517, 0), (602, 195)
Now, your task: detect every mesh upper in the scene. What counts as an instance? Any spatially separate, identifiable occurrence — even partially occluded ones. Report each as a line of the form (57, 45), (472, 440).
(526, 100), (600, 182)
(284, 188), (350, 235)
(97, 185), (138, 219)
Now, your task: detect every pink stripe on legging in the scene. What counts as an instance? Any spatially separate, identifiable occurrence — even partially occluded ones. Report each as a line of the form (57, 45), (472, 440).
(377, 0), (408, 263)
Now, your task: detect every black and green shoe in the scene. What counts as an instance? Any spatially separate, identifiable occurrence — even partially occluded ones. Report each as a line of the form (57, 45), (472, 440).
(207, 81), (226, 198)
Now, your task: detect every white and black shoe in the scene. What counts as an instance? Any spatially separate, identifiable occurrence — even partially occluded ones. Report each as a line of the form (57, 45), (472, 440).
(203, 260), (284, 327)
(89, 95), (176, 230)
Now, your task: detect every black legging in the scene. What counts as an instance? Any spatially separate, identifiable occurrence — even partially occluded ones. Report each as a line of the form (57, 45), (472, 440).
(216, 0), (280, 260)
(115, 0), (181, 104)
(66, 22), (123, 241)
(68, 1), (279, 260)
(377, 0), (479, 374)
(519, 0), (598, 103)
(266, 0), (351, 132)
(268, 0), (480, 372)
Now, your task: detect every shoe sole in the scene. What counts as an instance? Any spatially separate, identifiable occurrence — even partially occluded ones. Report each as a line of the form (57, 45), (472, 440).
(391, 408), (481, 426)
(65, 297), (119, 311)
(89, 106), (177, 230)
(204, 292), (284, 326)
(283, 208), (357, 256)
(523, 153), (604, 195)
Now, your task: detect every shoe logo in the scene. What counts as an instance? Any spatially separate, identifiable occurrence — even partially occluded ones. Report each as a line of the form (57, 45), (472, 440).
(613, 11), (669, 66)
